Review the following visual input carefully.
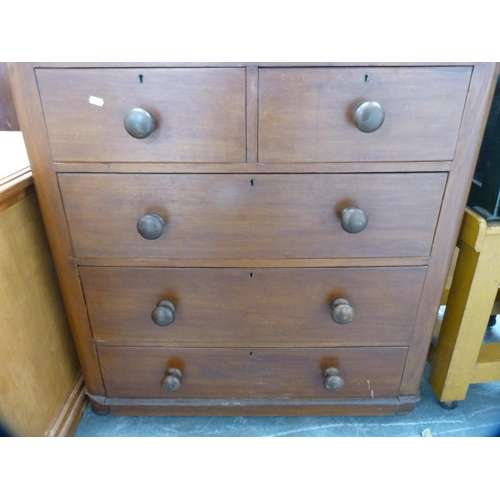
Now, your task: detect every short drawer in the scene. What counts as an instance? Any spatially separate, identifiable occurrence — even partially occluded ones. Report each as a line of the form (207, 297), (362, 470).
(35, 68), (246, 162)
(81, 266), (426, 345)
(97, 346), (408, 399)
(59, 172), (447, 259)
(258, 66), (472, 162)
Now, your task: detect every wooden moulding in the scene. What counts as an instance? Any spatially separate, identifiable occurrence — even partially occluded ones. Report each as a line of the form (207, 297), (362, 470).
(32, 62), (478, 68)
(87, 394), (420, 417)
(54, 161), (452, 174)
(72, 256), (430, 268)
(0, 166), (33, 212)
(45, 374), (87, 437)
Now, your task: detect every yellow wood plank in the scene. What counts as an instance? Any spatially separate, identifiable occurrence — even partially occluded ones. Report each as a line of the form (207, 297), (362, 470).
(472, 362), (500, 383)
(428, 229), (500, 401)
(476, 342), (500, 363)
(460, 207), (488, 251)
(472, 343), (500, 383)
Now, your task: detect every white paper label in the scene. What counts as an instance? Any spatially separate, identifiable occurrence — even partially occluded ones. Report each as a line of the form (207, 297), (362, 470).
(89, 96), (104, 106)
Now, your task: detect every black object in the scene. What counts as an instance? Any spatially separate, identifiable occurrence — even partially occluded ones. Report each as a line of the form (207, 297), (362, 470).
(468, 73), (500, 221)
(440, 400), (458, 410)
(0, 421), (12, 437)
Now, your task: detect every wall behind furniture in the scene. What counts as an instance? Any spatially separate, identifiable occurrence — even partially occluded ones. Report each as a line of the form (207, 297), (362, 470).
(0, 62), (20, 131)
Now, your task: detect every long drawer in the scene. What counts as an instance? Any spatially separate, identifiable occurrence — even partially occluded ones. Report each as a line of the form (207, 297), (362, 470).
(259, 66), (472, 162)
(97, 346), (408, 399)
(59, 172), (447, 259)
(80, 266), (426, 345)
(35, 68), (246, 163)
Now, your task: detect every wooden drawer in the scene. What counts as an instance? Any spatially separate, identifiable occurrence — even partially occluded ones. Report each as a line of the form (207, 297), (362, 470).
(80, 266), (426, 345)
(258, 67), (472, 162)
(35, 68), (246, 162)
(97, 346), (408, 399)
(59, 172), (446, 259)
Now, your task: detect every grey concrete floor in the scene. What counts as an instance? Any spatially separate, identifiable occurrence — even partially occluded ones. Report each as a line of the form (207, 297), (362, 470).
(74, 323), (500, 437)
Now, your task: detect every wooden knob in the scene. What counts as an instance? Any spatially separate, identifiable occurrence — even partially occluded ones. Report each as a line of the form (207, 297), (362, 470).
(124, 108), (156, 138)
(331, 298), (355, 324)
(352, 101), (385, 133)
(161, 368), (182, 392)
(341, 206), (368, 234)
(137, 212), (165, 240)
(323, 367), (345, 392)
(152, 300), (176, 326)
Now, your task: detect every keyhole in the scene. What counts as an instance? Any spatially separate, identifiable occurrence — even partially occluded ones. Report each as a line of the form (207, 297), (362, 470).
(139, 74), (144, 83)
(364, 74), (370, 83)
(249, 351), (253, 357)
(249, 272), (253, 278)
(250, 179), (254, 186)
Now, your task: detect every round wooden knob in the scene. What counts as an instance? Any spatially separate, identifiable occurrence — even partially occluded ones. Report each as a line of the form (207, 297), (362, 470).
(331, 298), (355, 324)
(323, 367), (345, 392)
(341, 206), (368, 234)
(124, 107), (156, 138)
(161, 368), (182, 392)
(137, 212), (165, 240)
(352, 101), (385, 133)
(152, 300), (176, 326)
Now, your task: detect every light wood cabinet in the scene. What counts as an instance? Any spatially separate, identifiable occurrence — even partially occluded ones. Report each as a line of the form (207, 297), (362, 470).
(0, 133), (83, 435)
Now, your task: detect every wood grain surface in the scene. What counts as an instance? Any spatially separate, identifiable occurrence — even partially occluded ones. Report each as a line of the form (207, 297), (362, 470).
(259, 66), (472, 162)
(36, 68), (246, 163)
(80, 266), (427, 346)
(58, 172), (447, 259)
(97, 346), (408, 399)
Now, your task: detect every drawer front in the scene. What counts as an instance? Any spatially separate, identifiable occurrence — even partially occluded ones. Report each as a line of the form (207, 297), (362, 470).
(35, 68), (246, 162)
(59, 173), (446, 259)
(258, 67), (472, 162)
(81, 266), (426, 345)
(97, 346), (408, 399)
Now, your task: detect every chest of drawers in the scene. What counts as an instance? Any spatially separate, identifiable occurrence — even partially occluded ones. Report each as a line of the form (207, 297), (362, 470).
(9, 62), (498, 416)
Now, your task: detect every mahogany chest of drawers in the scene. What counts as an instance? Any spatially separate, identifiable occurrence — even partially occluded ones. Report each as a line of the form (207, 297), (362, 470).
(9, 62), (498, 416)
